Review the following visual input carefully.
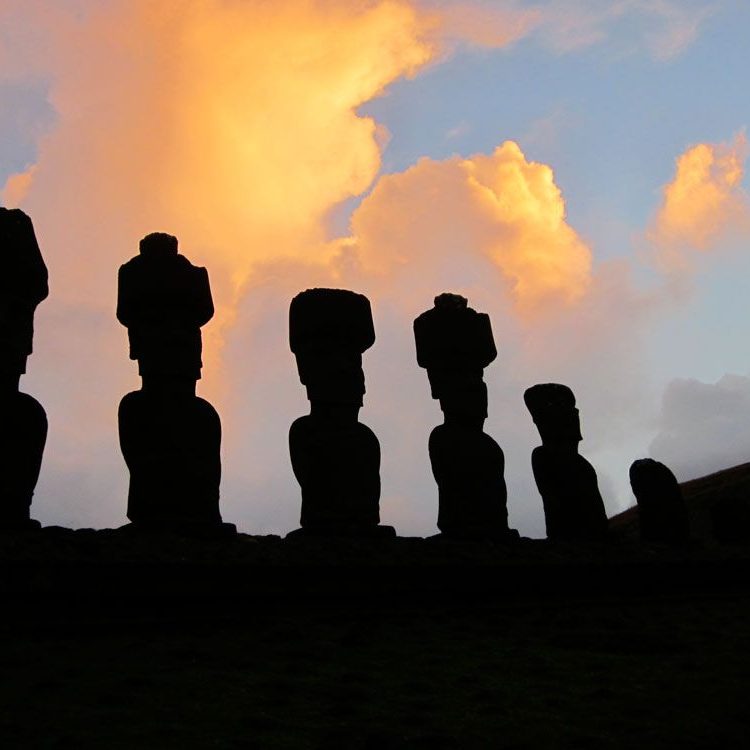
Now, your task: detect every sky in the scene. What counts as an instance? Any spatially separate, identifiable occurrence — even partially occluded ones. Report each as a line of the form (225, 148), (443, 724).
(2, 0), (750, 536)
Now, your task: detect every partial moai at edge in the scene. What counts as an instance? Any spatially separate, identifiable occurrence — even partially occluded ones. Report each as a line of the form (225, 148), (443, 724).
(524, 383), (608, 541)
(0, 208), (48, 530)
(629, 458), (689, 543)
(288, 288), (394, 538)
(414, 293), (515, 540)
(117, 232), (234, 535)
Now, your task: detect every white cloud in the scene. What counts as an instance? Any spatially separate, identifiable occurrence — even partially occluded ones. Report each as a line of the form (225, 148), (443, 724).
(650, 374), (750, 481)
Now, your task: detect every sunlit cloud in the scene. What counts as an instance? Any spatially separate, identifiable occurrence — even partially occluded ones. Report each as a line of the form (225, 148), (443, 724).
(1, 165), (35, 206)
(648, 132), (750, 269)
(342, 141), (591, 316)
(530, 0), (714, 59)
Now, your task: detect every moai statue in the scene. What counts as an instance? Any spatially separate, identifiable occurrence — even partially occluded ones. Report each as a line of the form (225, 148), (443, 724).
(524, 383), (608, 541)
(0, 208), (48, 530)
(414, 293), (514, 540)
(117, 232), (234, 535)
(288, 288), (394, 538)
(629, 458), (689, 543)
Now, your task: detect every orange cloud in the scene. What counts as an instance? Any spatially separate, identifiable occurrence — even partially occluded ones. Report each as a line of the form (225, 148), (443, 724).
(342, 141), (592, 316)
(1, 166), (36, 206)
(649, 132), (750, 268)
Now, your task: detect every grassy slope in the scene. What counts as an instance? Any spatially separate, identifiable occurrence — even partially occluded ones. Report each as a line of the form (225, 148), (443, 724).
(2, 461), (750, 748)
(610, 461), (750, 541)
(2, 595), (749, 749)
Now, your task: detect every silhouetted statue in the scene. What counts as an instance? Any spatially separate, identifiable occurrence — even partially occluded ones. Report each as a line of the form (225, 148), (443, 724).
(117, 232), (234, 535)
(288, 288), (394, 537)
(524, 383), (607, 541)
(630, 459), (689, 543)
(414, 293), (514, 540)
(0, 208), (48, 531)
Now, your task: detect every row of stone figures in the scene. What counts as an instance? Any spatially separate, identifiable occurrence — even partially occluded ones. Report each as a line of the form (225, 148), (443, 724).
(1, 209), (690, 543)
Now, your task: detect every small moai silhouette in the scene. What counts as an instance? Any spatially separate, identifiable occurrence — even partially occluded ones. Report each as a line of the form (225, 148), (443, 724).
(117, 232), (234, 534)
(0, 208), (48, 530)
(414, 293), (514, 540)
(288, 288), (394, 537)
(629, 458), (689, 543)
(524, 383), (608, 541)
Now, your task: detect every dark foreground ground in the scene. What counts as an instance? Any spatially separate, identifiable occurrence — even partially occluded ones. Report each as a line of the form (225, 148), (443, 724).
(1, 527), (749, 749)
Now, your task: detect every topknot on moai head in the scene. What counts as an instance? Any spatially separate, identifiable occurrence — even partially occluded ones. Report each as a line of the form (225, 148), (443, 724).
(524, 383), (582, 446)
(414, 293), (496, 374)
(117, 232), (213, 381)
(289, 288), (375, 406)
(139, 232), (178, 259)
(289, 288), (375, 355)
(433, 292), (468, 311)
(414, 293), (496, 419)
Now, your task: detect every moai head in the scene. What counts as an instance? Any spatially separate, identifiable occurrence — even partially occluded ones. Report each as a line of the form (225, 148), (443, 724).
(0, 208), (49, 390)
(117, 233), (214, 389)
(629, 459), (679, 504)
(630, 458), (689, 543)
(289, 288), (375, 418)
(524, 383), (582, 450)
(413, 293), (496, 426)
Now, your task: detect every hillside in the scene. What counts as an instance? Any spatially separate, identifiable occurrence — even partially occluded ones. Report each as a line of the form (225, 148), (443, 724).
(1, 465), (750, 749)
(609, 461), (750, 543)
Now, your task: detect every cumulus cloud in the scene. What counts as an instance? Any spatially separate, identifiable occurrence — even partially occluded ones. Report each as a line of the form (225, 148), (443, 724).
(648, 132), (750, 270)
(341, 141), (592, 316)
(1, 165), (35, 206)
(650, 374), (750, 481)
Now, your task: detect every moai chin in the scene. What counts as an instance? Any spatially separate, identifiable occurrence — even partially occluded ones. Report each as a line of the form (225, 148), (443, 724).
(414, 293), (515, 540)
(117, 232), (234, 535)
(524, 383), (608, 541)
(0, 208), (48, 531)
(287, 288), (394, 538)
(629, 458), (689, 544)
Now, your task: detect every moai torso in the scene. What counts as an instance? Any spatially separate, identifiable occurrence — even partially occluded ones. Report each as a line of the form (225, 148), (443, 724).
(630, 458), (689, 543)
(0, 208), (48, 530)
(415, 293), (512, 540)
(524, 383), (608, 542)
(117, 233), (231, 534)
(288, 288), (392, 537)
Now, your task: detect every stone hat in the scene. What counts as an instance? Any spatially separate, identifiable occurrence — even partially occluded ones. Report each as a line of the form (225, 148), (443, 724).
(523, 383), (576, 423)
(139, 232), (178, 257)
